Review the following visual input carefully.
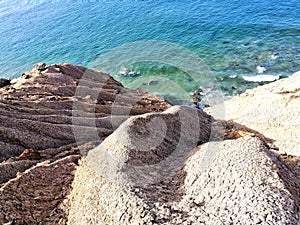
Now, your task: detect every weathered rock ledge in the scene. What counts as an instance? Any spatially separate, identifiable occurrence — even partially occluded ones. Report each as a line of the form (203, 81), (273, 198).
(0, 65), (299, 224)
(0, 63), (170, 224)
(206, 71), (300, 157)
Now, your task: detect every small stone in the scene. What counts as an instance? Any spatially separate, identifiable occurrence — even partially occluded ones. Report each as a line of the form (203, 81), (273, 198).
(0, 78), (11, 88)
(35, 62), (46, 71)
(22, 73), (31, 79)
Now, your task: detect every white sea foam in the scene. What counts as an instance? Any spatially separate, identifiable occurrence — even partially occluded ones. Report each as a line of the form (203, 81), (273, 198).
(242, 75), (279, 82)
(270, 53), (278, 60)
(256, 66), (266, 74)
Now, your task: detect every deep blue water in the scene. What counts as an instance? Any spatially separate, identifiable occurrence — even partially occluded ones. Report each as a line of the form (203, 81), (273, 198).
(0, 0), (299, 100)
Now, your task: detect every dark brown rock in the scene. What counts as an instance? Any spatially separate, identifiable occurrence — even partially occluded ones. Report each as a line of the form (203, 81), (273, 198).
(0, 63), (170, 224)
(0, 78), (10, 88)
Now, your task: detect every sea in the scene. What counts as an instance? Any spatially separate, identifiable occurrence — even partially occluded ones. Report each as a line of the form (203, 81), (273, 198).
(0, 0), (299, 104)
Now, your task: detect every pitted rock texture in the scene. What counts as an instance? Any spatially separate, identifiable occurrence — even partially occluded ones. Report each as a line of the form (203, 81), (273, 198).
(206, 71), (300, 215)
(181, 138), (299, 225)
(68, 115), (299, 225)
(68, 105), (214, 224)
(0, 63), (170, 224)
(68, 105), (299, 224)
(85, 106), (214, 186)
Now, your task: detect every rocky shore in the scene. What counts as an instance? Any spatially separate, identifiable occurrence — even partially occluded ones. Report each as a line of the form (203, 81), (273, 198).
(0, 64), (299, 224)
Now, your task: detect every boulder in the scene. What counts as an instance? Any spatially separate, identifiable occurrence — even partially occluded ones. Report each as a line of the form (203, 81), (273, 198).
(0, 78), (10, 88)
(35, 62), (46, 71)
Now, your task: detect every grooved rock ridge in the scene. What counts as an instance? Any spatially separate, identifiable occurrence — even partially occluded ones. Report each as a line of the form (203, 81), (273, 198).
(0, 63), (170, 224)
(68, 107), (299, 225)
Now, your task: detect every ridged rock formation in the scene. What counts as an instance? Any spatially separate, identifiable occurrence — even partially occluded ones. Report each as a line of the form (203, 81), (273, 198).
(0, 63), (170, 224)
(68, 106), (299, 225)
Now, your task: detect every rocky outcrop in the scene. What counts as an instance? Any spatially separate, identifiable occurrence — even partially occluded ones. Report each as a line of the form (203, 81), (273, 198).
(84, 106), (213, 185)
(0, 63), (170, 224)
(183, 138), (298, 225)
(1, 64), (299, 224)
(67, 105), (213, 224)
(206, 71), (300, 157)
(205, 71), (300, 220)
(0, 78), (10, 88)
(68, 106), (299, 224)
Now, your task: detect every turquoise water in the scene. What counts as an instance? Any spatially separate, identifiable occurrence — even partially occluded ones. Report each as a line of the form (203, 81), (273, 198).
(0, 0), (299, 102)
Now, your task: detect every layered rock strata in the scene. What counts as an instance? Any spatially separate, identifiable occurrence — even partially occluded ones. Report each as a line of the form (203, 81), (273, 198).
(0, 63), (170, 224)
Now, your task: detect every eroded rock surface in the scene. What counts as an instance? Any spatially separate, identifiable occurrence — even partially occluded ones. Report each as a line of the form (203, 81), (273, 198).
(68, 105), (299, 224)
(206, 71), (300, 157)
(182, 138), (299, 225)
(0, 63), (170, 224)
(206, 71), (300, 216)
(68, 105), (214, 224)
